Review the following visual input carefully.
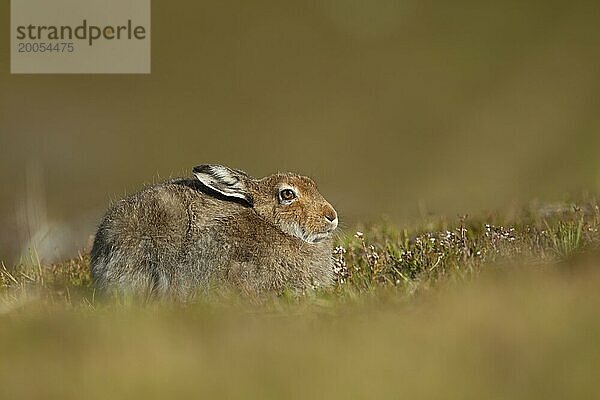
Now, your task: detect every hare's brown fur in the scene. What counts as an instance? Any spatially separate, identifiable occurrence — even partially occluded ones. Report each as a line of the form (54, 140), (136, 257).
(91, 166), (338, 300)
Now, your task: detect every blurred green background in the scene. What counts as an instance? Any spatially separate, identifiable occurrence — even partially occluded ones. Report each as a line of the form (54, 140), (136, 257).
(1, 0), (599, 261)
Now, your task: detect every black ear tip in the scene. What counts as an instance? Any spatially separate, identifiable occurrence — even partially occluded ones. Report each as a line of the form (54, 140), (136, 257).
(193, 165), (210, 174)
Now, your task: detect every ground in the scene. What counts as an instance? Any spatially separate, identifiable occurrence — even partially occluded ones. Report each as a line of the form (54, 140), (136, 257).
(1, 200), (599, 399)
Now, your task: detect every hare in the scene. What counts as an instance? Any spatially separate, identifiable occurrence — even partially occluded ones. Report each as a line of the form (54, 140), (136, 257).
(90, 164), (339, 300)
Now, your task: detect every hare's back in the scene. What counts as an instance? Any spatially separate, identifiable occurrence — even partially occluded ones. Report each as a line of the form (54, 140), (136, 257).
(92, 183), (194, 262)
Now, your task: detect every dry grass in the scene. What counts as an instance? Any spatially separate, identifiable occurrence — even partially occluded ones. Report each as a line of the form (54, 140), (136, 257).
(1, 201), (600, 399)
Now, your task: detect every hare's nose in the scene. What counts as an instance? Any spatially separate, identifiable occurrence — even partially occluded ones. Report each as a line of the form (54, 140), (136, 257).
(324, 208), (338, 223)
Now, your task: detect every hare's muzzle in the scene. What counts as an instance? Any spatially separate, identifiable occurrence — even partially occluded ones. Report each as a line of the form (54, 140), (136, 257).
(323, 207), (338, 231)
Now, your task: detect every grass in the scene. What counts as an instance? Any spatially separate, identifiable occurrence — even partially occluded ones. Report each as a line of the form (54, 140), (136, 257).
(1, 200), (600, 399)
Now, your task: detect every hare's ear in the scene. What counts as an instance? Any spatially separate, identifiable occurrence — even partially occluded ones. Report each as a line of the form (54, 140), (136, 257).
(192, 165), (253, 206)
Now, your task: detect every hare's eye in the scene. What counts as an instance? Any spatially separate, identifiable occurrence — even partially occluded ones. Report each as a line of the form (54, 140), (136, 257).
(279, 188), (297, 202)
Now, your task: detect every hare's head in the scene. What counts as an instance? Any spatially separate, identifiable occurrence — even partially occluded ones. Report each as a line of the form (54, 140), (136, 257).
(193, 165), (338, 244)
